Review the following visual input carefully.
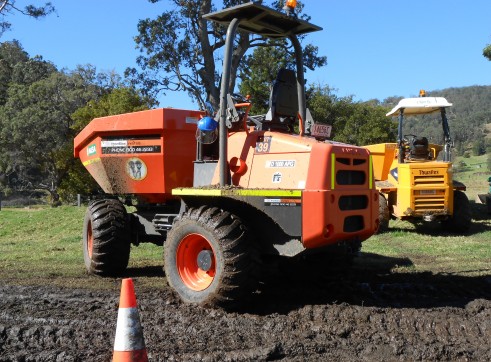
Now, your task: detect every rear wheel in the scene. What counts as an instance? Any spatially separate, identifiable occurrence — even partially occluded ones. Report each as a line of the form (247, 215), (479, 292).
(164, 206), (256, 308)
(443, 190), (472, 233)
(376, 193), (390, 233)
(83, 199), (131, 276)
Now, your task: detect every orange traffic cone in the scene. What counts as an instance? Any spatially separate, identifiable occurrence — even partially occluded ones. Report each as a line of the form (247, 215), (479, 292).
(113, 278), (148, 362)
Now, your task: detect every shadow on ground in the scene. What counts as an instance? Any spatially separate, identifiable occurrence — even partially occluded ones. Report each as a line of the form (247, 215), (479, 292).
(242, 252), (491, 314)
(124, 265), (164, 278)
(120, 250), (491, 315)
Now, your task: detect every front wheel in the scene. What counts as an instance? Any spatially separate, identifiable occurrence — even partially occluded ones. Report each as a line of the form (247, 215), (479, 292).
(164, 206), (256, 308)
(83, 198), (131, 276)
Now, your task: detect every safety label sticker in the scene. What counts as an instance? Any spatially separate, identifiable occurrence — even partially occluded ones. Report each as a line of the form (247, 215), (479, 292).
(272, 172), (282, 183)
(87, 144), (97, 156)
(186, 117), (199, 124)
(264, 198), (301, 207)
(101, 138), (161, 154)
(266, 160), (296, 168)
(126, 157), (147, 181)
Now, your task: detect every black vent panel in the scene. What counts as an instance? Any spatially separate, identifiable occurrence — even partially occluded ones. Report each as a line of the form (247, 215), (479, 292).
(339, 195), (368, 210)
(336, 170), (366, 185)
(343, 215), (364, 233)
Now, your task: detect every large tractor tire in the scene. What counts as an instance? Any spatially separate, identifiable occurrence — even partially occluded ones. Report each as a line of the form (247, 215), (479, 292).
(83, 198), (131, 276)
(376, 193), (390, 233)
(164, 206), (256, 308)
(443, 190), (472, 233)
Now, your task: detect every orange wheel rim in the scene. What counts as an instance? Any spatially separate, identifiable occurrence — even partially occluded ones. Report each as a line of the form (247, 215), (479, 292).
(87, 221), (93, 259)
(176, 233), (216, 291)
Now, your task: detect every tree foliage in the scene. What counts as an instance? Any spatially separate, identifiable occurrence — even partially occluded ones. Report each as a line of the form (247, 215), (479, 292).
(126, 0), (326, 110)
(484, 44), (491, 61)
(306, 84), (395, 146)
(59, 88), (150, 201)
(472, 136), (486, 156)
(0, 1), (55, 37)
(336, 102), (396, 146)
(0, 39), (49, 104)
(0, 68), (100, 203)
(0, 40), (150, 204)
(238, 44), (289, 114)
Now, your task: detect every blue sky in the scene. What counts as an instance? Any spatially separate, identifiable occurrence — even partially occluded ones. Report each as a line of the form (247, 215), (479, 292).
(2, 0), (491, 109)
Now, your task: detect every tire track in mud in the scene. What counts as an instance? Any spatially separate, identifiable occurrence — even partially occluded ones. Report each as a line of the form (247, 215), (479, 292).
(0, 280), (490, 361)
(143, 298), (491, 361)
(1, 255), (491, 361)
(0, 286), (116, 361)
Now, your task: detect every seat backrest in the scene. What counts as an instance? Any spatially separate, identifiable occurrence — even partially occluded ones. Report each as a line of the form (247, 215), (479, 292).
(267, 68), (298, 121)
(410, 136), (429, 160)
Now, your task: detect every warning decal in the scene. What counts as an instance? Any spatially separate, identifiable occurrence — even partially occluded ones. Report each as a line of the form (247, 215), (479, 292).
(101, 138), (161, 154)
(264, 198), (301, 207)
(126, 157), (148, 181)
(266, 160), (296, 168)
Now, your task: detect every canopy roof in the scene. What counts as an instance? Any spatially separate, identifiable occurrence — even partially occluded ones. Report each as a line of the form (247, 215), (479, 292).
(203, 2), (322, 38)
(386, 97), (452, 117)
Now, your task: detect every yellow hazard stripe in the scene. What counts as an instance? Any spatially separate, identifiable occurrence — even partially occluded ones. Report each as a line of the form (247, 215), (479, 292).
(369, 155), (373, 189)
(172, 188), (302, 197)
(82, 157), (101, 166)
(331, 153), (336, 190)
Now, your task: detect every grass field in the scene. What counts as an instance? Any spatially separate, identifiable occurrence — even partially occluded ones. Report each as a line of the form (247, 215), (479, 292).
(1, 190), (490, 291)
(453, 153), (490, 200)
(0, 206), (165, 290)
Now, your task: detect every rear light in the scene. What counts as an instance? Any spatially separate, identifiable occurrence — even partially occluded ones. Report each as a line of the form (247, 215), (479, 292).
(324, 224), (334, 238)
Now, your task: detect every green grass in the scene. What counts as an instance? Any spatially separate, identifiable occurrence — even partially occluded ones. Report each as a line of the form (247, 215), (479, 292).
(0, 203), (490, 291)
(453, 153), (490, 200)
(362, 217), (491, 276)
(0, 206), (165, 290)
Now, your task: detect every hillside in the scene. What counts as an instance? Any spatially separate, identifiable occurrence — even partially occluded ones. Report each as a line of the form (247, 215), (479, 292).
(485, 123), (491, 139)
(382, 85), (491, 148)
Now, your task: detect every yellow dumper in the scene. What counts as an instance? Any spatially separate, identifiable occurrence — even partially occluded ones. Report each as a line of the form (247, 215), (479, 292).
(364, 94), (471, 233)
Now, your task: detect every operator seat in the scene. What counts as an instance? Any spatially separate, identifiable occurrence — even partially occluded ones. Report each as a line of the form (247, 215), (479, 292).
(409, 136), (430, 160)
(263, 68), (299, 132)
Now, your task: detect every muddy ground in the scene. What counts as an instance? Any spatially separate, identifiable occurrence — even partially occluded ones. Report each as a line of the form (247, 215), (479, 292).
(1, 253), (490, 362)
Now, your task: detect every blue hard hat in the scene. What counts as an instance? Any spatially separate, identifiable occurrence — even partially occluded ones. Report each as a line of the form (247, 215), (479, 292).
(197, 116), (218, 132)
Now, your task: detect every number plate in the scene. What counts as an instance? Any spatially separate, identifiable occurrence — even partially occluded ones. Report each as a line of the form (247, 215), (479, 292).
(255, 136), (272, 154)
(311, 123), (332, 138)
(420, 190), (436, 195)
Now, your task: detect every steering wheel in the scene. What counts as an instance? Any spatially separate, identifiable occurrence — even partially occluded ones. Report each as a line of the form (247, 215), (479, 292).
(231, 93), (250, 104)
(403, 134), (417, 145)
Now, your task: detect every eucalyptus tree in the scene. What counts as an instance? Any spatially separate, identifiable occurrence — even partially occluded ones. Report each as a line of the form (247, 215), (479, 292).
(0, 44), (137, 204)
(126, 0), (326, 110)
(0, 1), (55, 37)
(484, 44), (491, 61)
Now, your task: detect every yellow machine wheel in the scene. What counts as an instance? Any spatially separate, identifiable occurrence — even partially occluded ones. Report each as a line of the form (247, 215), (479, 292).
(376, 193), (390, 233)
(443, 190), (471, 234)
